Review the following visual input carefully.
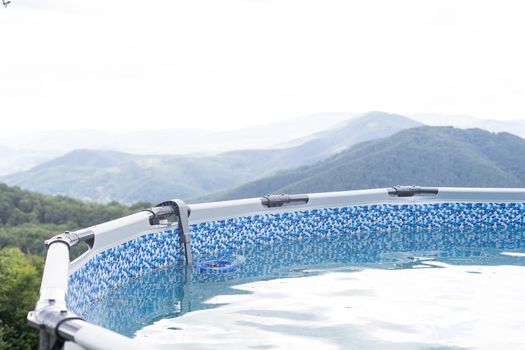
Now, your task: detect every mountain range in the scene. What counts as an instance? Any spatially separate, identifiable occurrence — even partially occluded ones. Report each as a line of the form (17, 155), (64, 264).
(211, 126), (525, 200)
(408, 113), (525, 136)
(2, 111), (525, 205)
(0, 112), (362, 154)
(0, 145), (52, 176)
(2, 111), (525, 177)
(0, 112), (419, 203)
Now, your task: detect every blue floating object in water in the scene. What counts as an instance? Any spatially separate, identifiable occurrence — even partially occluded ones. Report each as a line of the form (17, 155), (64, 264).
(196, 259), (237, 273)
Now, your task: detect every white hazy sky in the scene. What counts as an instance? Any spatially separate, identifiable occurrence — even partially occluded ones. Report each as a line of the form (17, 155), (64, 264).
(1, 0), (524, 137)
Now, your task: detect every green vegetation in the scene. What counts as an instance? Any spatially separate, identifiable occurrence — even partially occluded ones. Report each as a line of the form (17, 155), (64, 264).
(0, 183), (150, 349)
(0, 183), (149, 254)
(214, 126), (525, 200)
(1, 112), (419, 204)
(0, 248), (42, 350)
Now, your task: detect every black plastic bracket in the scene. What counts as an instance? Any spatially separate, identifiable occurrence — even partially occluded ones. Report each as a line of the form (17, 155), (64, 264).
(45, 231), (79, 249)
(28, 303), (84, 350)
(151, 200), (193, 264)
(261, 193), (309, 208)
(45, 230), (95, 250)
(388, 185), (439, 197)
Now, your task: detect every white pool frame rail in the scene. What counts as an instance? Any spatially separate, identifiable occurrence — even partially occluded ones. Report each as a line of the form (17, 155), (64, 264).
(28, 186), (525, 350)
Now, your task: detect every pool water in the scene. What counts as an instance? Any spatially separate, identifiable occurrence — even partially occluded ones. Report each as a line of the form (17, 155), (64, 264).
(85, 227), (525, 349)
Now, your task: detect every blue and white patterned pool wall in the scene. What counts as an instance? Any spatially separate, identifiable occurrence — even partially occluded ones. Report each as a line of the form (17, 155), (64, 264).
(67, 199), (525, 317)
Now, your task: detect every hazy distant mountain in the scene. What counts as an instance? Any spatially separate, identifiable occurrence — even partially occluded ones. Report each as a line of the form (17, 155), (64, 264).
(0, 113), (357, 157)
(1, 112), (419, 203)
(0, 112), (356, 177)
(409, 113), (525, 137)
(1, 150), (262, 203)
(0, 145), (55, 176)
(2, 111), (525, 178)
(210, 126), (525, 201)
(243, 112), (422, 173)
(274, 111), (421, 155)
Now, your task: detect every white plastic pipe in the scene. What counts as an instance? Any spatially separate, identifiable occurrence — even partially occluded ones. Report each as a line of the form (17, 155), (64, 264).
(38, 242), (69, 308)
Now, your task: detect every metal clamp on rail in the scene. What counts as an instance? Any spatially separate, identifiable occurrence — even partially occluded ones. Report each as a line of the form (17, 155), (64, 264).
(45, 230), (95, 249)
(388, 185), (439, 197)
(28, 304), (83, 350)
(261, 193), (309, 208)
(150, 200), (193, 264)
(147, 206), (176, 225)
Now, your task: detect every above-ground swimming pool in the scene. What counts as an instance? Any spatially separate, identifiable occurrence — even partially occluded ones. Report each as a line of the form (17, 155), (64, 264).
(30, 187), (525, 350)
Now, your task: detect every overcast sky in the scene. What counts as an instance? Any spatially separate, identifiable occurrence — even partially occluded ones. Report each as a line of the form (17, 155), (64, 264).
(0, 0), (524, 137)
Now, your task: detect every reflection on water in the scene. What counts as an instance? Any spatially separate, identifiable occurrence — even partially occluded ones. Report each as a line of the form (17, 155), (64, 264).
(85, 227), (525, 349)
(136, 262), (525, 350)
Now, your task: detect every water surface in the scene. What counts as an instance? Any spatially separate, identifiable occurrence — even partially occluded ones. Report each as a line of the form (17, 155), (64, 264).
(85, 227), (525, 349)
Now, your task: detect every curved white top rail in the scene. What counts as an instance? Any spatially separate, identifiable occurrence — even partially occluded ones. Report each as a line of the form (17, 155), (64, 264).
(187, 187), (525, 224)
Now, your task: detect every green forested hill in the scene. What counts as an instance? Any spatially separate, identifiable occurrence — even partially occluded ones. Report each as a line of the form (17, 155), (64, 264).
(210, 126), (525, 200)
(0, 183), (149, 255)
(1, 112), (420, 204)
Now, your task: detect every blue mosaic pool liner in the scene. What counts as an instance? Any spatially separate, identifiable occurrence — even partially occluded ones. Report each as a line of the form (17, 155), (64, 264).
(68, 202), (525, 316)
